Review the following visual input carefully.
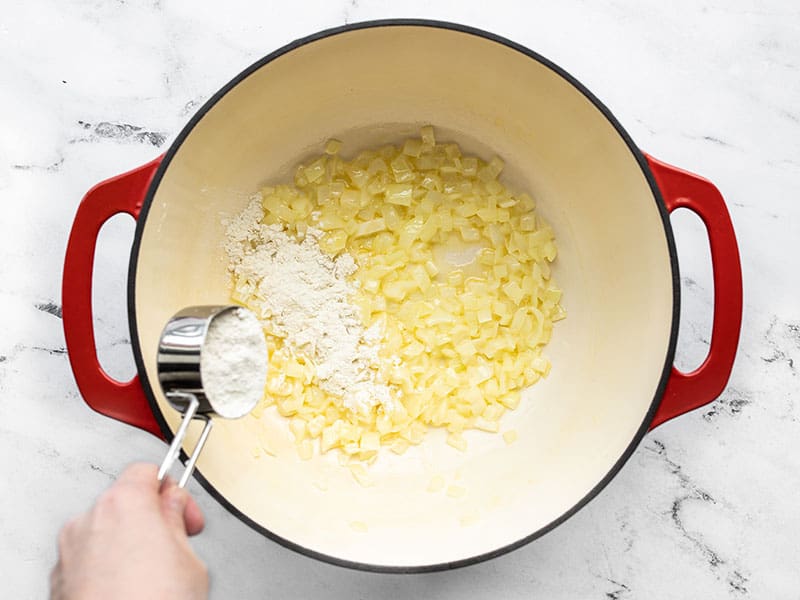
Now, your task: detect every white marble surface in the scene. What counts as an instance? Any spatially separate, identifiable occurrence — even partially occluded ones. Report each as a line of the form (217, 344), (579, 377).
(1, 1), (798, 598)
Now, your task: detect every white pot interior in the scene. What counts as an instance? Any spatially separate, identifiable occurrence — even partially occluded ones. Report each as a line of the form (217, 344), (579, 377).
(133, 24), (674, 568)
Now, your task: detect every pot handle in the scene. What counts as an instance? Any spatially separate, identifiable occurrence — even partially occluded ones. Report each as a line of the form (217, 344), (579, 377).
(62, 158), (165, 439)
(645, 155), (743, 429)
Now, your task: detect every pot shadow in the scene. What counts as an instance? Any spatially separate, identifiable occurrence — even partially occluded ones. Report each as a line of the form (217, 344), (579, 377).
(192, 493), (587, 599)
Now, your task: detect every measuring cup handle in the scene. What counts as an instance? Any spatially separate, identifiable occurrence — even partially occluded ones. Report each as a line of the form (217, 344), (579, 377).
(62, 158), (165, 439)
(645, 154), (743, 429)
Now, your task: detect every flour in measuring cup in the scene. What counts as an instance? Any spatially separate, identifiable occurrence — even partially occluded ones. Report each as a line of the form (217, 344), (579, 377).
(200, 307), (267, 419)
(223, 198), (392, 414)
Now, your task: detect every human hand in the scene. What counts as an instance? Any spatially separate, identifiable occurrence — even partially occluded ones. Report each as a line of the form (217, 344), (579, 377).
(50, 463), (209, 600)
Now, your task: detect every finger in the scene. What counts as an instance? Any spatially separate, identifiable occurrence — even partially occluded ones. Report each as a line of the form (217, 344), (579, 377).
(159, 478), (204, 535)
(160, 484), (191, 538)
(158, 474), (177, 495)
(57, 513), (86, 552)
(184, 495), (205, 536)
(116, 463), (160, 492)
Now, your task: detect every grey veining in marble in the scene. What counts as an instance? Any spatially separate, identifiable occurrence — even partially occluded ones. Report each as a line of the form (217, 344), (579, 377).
(1, 1), (799, 598)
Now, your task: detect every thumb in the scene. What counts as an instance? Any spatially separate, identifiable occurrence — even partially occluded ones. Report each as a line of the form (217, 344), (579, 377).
(160, 484), (191, 538)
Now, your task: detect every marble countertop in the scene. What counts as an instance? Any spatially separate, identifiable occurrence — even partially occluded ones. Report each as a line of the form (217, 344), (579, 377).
(2, 1), (798, 598)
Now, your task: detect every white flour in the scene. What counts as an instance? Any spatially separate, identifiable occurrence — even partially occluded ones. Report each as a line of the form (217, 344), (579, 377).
(224, 198), (392, 414)
(200, 307), (267, 419)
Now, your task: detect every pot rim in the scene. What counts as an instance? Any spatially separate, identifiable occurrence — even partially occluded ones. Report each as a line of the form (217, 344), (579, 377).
(128, 18), (680, 573)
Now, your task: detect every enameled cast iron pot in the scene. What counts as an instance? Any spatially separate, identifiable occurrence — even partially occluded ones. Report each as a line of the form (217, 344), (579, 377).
(62, 20), (743, 572)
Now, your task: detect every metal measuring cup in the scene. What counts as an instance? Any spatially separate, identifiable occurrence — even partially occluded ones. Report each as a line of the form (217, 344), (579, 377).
(156, 305), (265, 488)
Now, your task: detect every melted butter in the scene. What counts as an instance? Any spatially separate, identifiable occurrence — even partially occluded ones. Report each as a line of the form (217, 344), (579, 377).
(432, 234), (486, 278)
